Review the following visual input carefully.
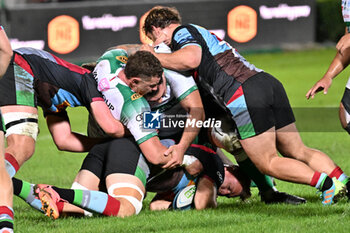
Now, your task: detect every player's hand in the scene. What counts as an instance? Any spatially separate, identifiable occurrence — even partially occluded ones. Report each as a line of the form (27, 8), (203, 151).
(336, 33), (350, 55)
(306, 77), (332, 99)
(162, 144), (186, 169)
(140, 44), (155, 54)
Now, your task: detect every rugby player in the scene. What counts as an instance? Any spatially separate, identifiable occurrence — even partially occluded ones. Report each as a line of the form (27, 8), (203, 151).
(141, 6), (349, 205)
(107, 42), (306, 205)
(0, 46), (127, 179)
(307, 0), (350, 141)
(0, 25), (14, 233)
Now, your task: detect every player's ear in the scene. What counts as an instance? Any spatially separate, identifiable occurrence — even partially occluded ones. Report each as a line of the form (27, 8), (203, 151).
(130, 77), (141, 85)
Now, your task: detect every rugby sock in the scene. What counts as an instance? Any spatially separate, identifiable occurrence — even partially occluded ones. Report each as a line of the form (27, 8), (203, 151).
(329, 166), (349, 184)
(310, 172), (333, 191)
(12, 178), (43, 212)
(4, 153), (19, 178)
(52, 186), (120, 216)
(237, 157), (275, 192)
(0, 206), (14, 233)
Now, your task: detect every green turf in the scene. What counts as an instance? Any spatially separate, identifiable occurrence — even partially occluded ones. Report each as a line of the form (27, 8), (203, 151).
(13, 47), (350, 232)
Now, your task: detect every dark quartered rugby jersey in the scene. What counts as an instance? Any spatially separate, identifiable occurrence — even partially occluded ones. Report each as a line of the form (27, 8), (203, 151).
(14, 47), (103, 114)
(170, 24), (262, 103)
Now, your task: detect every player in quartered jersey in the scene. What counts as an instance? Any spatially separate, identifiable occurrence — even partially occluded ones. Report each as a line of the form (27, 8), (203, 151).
(142, 6), (350, 205)
(0, 25), (14, 233)
(0, 46), (126, 180)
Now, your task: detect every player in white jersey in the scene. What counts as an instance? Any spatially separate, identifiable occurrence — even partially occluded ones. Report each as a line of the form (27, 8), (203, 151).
(92, 48), (204, 166)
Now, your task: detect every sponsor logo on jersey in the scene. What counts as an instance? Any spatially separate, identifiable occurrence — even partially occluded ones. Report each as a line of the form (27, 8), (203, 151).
(116, 55), (128, 64)
(131, 93), (142, 101)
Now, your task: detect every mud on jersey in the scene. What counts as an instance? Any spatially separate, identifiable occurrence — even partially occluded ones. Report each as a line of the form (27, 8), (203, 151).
(93, 49), (157, 144)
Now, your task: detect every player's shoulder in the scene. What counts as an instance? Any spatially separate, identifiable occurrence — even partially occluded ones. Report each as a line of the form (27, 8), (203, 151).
(116, 84), (149, 107)
(97, 49), (128, 64)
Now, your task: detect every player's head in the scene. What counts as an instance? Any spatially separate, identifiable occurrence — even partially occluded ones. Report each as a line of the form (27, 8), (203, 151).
(218, 165), (251, 200)
(125, 51), (164, 96)
(143, 6), (181, 46)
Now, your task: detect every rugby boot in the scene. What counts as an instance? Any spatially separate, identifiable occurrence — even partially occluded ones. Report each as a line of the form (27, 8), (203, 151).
(261, 189), (306, 205)
(321, 178), (347, 205)
(33, 184), (61, 219)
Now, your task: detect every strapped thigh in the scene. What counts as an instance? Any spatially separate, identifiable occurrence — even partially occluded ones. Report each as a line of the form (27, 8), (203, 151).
(107, 182), (144, 215)
(2, 112), (38, 140)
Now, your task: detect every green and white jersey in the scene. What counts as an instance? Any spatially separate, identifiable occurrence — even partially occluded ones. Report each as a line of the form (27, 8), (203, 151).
(149, 69), (198, 138)
(92, 49), (157, 144)
(343, 0), (350, 32)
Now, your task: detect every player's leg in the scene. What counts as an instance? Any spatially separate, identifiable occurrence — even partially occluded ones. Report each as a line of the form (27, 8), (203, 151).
(0, 55), (39, 177)
(103, 137), (149, 217)
(0, 127), (14, 233)
(1, 106), (41, 213)
(105, 174), (145, 217)
(239, 73), (345, 204)
(1, 106), (38, 178)
(276, 123), (348, 200)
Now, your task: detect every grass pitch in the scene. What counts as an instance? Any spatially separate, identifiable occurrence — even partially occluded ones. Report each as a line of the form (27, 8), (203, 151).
(13, 47), (350, 232)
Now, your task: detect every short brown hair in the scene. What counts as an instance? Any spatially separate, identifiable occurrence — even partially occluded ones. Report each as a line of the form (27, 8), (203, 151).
(143, 6), (182, 36)
(124, 51), (163, 80)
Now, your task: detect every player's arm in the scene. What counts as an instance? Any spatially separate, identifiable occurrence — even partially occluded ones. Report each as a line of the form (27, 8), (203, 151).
(337, 28), (350, 55)
(0, 26), (13, 78)
(90, 100), (126, 138)
(138, 137), (176, 165)
(306, 28), (350, 99)
(142, 44), (202, 71)
(46, 112), (104, 152)
(163, 90), (205, 169)
(194, 177), (217, 209)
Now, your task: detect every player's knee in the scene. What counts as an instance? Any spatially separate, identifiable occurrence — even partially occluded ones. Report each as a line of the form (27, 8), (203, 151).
(6, 135), (36, 163)
(107, 183), (144, 217)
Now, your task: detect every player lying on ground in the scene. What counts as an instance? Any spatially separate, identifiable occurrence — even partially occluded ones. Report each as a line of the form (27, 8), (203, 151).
(141, 6), (350, 205)
(31, 138), (248, 218)
(0, 25), (14, 233)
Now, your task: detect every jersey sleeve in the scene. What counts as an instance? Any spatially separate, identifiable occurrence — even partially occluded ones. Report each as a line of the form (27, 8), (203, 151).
(118, 84), (158, 144)
(172, 25), (201, 51)
(81, 74), (104, 105)
(164, 69), (198, 101)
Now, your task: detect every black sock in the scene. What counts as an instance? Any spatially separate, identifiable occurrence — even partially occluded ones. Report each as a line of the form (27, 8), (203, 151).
(12, 177), (23, 196)
(320, 176), (333, 192)
(52, 186), (75, 203)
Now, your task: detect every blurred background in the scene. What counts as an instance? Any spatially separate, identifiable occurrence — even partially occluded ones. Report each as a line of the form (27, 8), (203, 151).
(0, 0), (344, 63)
